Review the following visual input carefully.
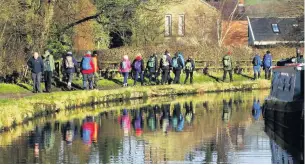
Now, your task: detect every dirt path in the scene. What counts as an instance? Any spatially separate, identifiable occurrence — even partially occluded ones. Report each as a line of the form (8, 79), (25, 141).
(0, 93), (34, 99)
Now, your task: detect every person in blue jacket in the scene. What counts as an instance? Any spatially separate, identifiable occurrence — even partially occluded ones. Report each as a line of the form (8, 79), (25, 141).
(27, 52), (44, 93)
(263, 51), (272, 80)
(252, 53), (262, 80)
(252, 99), (261, 121)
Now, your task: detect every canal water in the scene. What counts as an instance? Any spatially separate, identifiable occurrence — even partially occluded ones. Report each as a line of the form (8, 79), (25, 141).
(0, 91), (303, 164)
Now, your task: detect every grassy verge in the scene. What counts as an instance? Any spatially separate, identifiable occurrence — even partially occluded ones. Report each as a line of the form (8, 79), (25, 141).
(0, 71), (265, 93)
(0, 83), (31, 94)
(0, 78), (270, 131)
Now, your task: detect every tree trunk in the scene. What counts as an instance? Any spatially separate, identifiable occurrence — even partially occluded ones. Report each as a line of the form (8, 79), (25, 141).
(41, 0), (55, 50)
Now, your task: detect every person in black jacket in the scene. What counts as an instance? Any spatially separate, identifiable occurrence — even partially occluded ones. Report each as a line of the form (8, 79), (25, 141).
(159, 50), (172, 85)
(146, 53), (158, 85)
(172, 52), (184, 84)
(132, 53), (145, 86)
(27, 52), (44, 93)
(184, 56), (196, 84)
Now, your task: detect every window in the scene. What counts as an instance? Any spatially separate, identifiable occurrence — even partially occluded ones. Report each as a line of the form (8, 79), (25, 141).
(178, 14), (185, 36)
(272, 24), (280, 33)
(165, 15), (172, 36)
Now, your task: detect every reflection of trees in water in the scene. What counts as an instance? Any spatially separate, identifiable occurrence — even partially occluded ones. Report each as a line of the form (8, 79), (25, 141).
(97, 136), (121, 163)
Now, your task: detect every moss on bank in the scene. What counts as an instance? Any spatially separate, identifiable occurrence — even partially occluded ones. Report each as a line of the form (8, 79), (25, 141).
(0, 79), (270, 131)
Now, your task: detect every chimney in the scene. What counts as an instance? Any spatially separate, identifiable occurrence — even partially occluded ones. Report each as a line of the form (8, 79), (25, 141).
(238, 0), (245, 16)
(238, 0), (244, 6)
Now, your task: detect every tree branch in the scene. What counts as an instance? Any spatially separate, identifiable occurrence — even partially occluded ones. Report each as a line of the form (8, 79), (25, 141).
(60, 10), (104, 34)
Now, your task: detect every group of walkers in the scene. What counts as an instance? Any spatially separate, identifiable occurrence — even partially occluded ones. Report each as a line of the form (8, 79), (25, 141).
(27, 50), (100, 93)
(27, 47), (298, 93)
(251, 50), (273, 80)
(221, 50), (274, 82)
(118, 50), (196, 87)
(27, 50), (55, 93)
(61, 51), (100, 90)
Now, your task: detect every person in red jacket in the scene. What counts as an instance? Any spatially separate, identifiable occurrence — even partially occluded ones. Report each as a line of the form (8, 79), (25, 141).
(80, 51), (95, 90)
(81, 117), (98, 145)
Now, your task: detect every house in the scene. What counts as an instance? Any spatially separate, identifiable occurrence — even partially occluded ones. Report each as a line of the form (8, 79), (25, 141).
(247, 17), (304, 46)
(132, 0), (219, 46)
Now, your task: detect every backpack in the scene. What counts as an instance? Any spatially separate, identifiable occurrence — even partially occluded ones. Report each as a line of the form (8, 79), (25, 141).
(264, 54), (272, 68)
(44, 56), (52, 71)
(172, 117), (178, 128)
(148, 56), (155, 68)
(148, 118), (155, 131)
(65, 56), (74, 69)
(121, 61), (127, 70)
(178, 53), (185, 68)
(172, 58), (178, 68)
(82, 57), (92, 70)
(185, 61), (192, 70)
(162, 55), (169, 67)
(121, 116), (128, 128)
(223, 55), (231, 68)
(176, 117), (184, 132)
(253, 56), (260, 66)
(186, 113), (192, 124)
(134, 119), (141, 129)
(134, 60), (142, 71)
(82, 129), (91, 144)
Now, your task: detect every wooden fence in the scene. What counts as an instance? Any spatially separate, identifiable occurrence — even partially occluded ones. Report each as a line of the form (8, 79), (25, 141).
(53, 59), (278, 79)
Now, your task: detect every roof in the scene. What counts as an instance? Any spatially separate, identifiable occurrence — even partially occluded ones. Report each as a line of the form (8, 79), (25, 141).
(199, 0), (219, 11)
(248, 17), (304, 45)
(204, 0), (240, 19)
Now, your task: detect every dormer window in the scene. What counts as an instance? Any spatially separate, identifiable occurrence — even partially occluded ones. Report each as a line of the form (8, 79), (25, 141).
(272, 24), (280, 33)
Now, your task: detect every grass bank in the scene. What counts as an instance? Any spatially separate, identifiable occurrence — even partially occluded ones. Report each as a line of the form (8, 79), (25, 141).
(0, 79), (270, 131)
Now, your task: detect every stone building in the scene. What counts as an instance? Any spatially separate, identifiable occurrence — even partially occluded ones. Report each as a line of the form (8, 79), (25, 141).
(133, 0), (219, 46)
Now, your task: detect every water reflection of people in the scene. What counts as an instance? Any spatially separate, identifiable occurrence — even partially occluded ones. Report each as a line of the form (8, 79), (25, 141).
(147, 106), (157, 132)
(222, 99), (233, 122)
(42, 123), (55, 152)
(172, 103), (184, 132)
(132, 109), (144, 136)
(185, 101), (194, 125)
(29, 123), (55, 161)
(29, 126), (42, 159)
(252, 99), (261, 121)
(160, 104), (170, 134)
(81, 116), (98, 145)
(62, 121), (78, 145)
(203, 101), (209, 112)
(119, 109), (131, 136)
